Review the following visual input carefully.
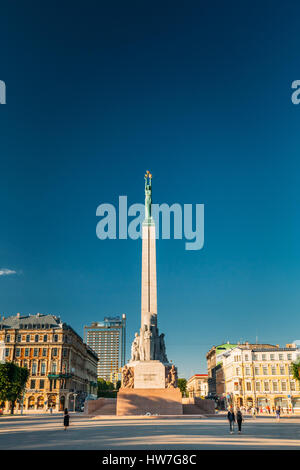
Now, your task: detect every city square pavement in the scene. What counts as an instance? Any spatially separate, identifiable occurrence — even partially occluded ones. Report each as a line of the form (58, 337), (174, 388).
(0, 414), (300, 450)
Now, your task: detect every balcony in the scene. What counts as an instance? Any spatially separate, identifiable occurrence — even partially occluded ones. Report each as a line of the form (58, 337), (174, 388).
(48, 373), (72, 379)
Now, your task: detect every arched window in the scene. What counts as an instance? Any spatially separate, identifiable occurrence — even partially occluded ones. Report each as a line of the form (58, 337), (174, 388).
(51, 362), (57, 374)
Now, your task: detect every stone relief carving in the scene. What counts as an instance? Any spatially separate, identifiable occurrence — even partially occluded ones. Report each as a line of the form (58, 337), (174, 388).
(122, 365), (134, 389)
(166, 364), (178, 388)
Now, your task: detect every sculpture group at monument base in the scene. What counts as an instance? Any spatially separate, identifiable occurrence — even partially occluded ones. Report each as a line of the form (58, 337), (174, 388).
(116, 387), (183, 416)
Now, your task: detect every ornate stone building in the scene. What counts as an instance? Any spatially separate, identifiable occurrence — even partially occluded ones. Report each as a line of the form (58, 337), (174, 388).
(187, 374), (208, 398)
(0, 313), (98, 412)
(206, 341), (279, 402)
(222, 344), (300, 413)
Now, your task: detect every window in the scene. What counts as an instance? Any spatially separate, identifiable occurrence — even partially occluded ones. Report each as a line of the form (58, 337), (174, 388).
(15, 348), (20, 357)
(273, 381), (278, 392)
(25, 348), (29, 357)
(42, 348), (47, 357)
(280, 366), (285, 375)
(245, 367), (251, 376)
(54, 335), (58, 343)
(270, 354), (275, 360)
(23, 361), (28, 369)
(35, 335), (39, 342)
(255, 381), (260, 391)
(287, 354), (292, 360)
(51, 363), (57, 374)
(264, 381), (269, 392)
(291, 381), (296, 391)
(26, 335), (30, 342)
(246, 382), (251, 391)
(236, 367), (240, 376)
(6, 335), (10, 343)
(17, 334), (21, 342)
(271, 366), (276, 375)
(63, 349), (67, 357)
(279, 354), (284, 360)
(52, 348), (58, 357)
(34, 348), (38, 357)
(39, 380), (44, 389)
(30, 380), (35, 389)
(255, 367), (260, 375)
(263, 366), (268, 375)
(281, 381), (287, 391)
(41, 362), (46, 375)
(234, 382), (239, 391)
(43, 335), (47, 342)
(32, 362), (37, 375)
(5, 348), (9, 357)
(244, 355), (249, 361)
(262, 354), (266, 361)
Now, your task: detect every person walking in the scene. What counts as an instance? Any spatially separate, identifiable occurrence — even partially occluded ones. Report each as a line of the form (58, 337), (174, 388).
(251, 407), (256, 419)
(49, 406), (53, 415)
(63, 408), (70, 431)
(275, 407), (280, 421)
(236, 408), (243, 433)
(227, 408), (235, 434)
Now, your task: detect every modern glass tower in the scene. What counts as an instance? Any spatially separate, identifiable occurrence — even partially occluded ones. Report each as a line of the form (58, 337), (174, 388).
(84, 315), (126, 385)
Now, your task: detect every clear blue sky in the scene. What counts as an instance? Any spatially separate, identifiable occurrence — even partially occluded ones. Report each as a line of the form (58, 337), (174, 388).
(0, 1), (299, 378)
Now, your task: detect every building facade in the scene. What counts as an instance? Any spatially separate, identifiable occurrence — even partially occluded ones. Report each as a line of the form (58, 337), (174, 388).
(222, 344), (300, 412)
(187, 374), (208, 398)
(206, 341), (279, 402)
(84, 315), (126, 385)
(0, 313), (98, 412)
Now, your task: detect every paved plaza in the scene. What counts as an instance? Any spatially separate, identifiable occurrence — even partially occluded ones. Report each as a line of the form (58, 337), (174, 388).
(0, 414), (300, 450)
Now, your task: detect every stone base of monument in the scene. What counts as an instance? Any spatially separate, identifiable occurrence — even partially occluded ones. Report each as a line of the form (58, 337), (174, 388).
(116, 387), (183, 416)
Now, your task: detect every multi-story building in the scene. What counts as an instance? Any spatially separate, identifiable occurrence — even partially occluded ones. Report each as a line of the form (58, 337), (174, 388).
(222, 344), (300, 412)
(84, 315), (126, 385)
(187, 374), (208, 398)
(206, 341), (279, 404)
(0, 313), (98, 413)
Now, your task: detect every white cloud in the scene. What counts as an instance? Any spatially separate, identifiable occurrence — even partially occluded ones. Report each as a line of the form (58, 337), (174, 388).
(0, 268), (17, 276)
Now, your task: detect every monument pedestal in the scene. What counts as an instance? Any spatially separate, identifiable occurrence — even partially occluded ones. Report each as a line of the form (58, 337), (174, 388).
(117, 387), (183, 416)
(129, 360), (167, 389)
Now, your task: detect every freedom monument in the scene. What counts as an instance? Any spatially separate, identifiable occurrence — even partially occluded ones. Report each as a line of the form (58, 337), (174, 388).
(117, 171), (183, 415)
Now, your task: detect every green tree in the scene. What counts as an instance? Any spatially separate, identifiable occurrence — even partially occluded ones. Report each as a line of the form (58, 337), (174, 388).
(0, 362), (29, 414)
(291, 359), (300, 382)
(177, 378), (188, 397)
(116, 380), (121, 390)
(97, 378), (116, 397)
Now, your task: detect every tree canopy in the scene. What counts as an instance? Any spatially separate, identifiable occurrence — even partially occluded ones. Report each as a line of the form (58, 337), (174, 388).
(291, 359), (300, 382)
(177, 378), (188, 397)
(0, 362), (29, 414)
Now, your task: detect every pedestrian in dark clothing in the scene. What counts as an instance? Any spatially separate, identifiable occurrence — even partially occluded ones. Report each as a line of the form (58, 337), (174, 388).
(227, 408), (235, 434)
(236, 409), (243, 433)
(63, 408), (70, 430)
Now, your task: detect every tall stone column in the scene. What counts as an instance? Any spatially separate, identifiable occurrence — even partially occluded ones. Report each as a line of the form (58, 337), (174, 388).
(141, 221), (157, 330)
